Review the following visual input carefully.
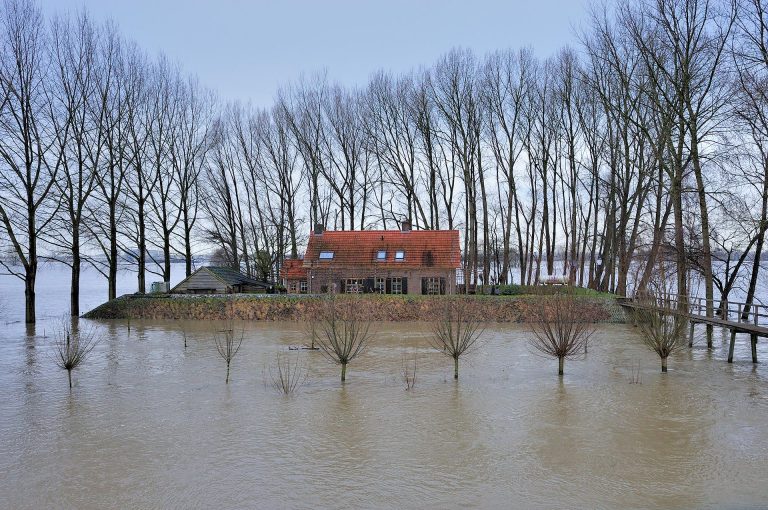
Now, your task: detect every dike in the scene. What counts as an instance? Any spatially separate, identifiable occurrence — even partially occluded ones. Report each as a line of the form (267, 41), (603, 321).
(83, 293), (626, 323)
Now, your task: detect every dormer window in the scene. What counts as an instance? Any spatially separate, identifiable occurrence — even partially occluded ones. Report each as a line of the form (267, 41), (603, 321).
(395, 250), (405, 261)
(376, 250), (386, 261)
(319, 251), (334, 260)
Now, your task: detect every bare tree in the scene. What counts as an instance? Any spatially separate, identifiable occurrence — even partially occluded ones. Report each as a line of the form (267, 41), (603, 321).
(86, 22), (130, 302)
(528, 293), (596, 376)
(402, 354), (417, 391)
(633, 296), (686, 372)
(214, 320), (244, 384)
(268, 352), (307, 395)
(315, 296), (374, 382)
(302, 318), (320, 350)
(53, 317), (100, 389)
(429, 298), (485, 379)
(0, 0), (60, 324)
(46, 12), (104, 317)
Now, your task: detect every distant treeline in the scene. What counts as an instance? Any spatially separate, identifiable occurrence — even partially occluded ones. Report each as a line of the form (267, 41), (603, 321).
(1, 0), (767, 323)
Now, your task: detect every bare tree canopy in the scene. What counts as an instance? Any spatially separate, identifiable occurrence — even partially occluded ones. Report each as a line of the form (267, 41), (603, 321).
(633, 295), (687, 372)
(315, 296), (374, 382)
(429, 298), (485, 379)
(53, 317), (100, 389)
(527, 293), (597, 375)
(1, 0), (768, 329)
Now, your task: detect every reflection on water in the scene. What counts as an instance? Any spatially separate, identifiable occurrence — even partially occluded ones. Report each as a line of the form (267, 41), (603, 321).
(1, 319), (767, 509)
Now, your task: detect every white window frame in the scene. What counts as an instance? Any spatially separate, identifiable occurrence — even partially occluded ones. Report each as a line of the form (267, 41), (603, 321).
(375, 277), (385, 294)
(395, 250), (405, 261)
(376, 250), (387, 261)
(345, 278), (362, 294)
(299, 280), (308, 293)
(425, 277), (441, 295)
(391, 277), (403, 294)
(319, 251), (334, 260)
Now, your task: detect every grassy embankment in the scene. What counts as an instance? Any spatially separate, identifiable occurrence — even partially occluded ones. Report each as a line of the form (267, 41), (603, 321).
(83, 285), (625, 323)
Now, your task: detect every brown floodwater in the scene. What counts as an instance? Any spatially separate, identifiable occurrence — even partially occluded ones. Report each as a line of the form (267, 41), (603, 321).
(1, 319), (767, 509)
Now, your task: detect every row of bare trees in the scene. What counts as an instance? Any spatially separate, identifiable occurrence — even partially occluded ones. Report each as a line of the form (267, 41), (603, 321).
(0, 2), (211, 322)
(55, 293), (686, 392)
(4, 0), (768, 324)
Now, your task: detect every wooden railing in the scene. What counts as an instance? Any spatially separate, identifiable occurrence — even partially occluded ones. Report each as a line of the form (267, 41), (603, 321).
(632, 293), (768, 328)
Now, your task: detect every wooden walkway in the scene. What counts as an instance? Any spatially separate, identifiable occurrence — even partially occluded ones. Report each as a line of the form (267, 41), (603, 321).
(617, 295), (767, 364)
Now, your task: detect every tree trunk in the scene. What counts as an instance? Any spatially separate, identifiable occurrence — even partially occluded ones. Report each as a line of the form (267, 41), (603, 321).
(454, 357), (459, 380)
(138, 199), (146, 294)
(225, 362), (230, 384)
(661, 356), (668, 373)
(25, 270), (36, 324)
(163, 232), (171, 283)
(743, 163), (768, 320)
(109, 212), (118, 301)
(558, 356), (564, 376)
(68, 369), (72, 389)
(71, 229), (80, 317)
(341, 361), (347, 382)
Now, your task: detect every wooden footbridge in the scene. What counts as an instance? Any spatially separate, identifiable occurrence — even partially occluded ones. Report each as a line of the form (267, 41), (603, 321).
(618, 295), (768, 364)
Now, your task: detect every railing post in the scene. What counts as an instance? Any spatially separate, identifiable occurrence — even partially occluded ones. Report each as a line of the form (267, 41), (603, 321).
(737, 303), (742, 323)
(689, 321), (695, 348)
(751, 334), (758, 364)
(728, 329), (737, 363)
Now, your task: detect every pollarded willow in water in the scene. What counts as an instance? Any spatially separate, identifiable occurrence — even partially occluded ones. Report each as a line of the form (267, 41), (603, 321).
(53, 317), (101, 390)
(314, 296), (374, 382)
(429, 297), (485, 380)
(527, 293), (596, 376)
(632, 295), (686, 373)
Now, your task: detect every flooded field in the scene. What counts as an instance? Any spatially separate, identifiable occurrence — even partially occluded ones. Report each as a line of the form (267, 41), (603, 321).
(1, 316), (768, 509)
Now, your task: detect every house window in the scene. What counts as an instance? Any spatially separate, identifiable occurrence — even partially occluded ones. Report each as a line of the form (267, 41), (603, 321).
(395, 250), (405, 261)
(299, 280), (308, 293)
(424, 277), (441, 295)
(319, 251), (334, 260)
(345, 278), (362, 294)
(376, 250), (386, 261)
(289, 282), (298, 293)
(375, 277), (385, 294)
(391, 277), (403, 294)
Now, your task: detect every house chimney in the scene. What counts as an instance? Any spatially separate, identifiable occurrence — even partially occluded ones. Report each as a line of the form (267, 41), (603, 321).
(314, 223), (324, 235)
(400, 219), (411, 232)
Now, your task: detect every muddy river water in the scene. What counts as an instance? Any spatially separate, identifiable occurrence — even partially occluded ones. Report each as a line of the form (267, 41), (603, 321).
(1, 316), (767, 509)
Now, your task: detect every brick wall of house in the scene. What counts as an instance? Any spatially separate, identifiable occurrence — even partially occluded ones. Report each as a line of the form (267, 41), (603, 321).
(307, 267), (456, 295)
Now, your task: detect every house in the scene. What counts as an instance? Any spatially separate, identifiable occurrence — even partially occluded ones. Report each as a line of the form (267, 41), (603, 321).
(171, 266), (273, 294)
(282, 221), (461, 295)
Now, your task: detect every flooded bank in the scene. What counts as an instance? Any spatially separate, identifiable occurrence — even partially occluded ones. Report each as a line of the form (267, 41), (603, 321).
(1, 319), (767, 509)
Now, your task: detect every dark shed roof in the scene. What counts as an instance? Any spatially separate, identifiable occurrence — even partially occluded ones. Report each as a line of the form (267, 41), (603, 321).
(206, 266), (271, 287)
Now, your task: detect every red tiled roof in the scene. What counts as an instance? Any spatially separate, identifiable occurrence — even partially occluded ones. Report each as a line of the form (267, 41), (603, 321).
(303, 229), (461, 269)
(280, 258), (308, 279)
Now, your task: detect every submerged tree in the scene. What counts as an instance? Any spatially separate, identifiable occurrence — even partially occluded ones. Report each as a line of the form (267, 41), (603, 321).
(315, 297), (374, 382)
(633, 297), (686, 373)
(268, 352), (307, 395)
(528, 293), (596, 376)
(214, 321), (244, 384)
(53, 318), (100, 390)
(302, 315), (320, 350)
(429, 298), (485, 379)
(402, 354), (417, 391)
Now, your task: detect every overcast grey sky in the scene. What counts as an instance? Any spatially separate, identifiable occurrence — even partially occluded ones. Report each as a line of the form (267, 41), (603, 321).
(39, 0), (597, 107)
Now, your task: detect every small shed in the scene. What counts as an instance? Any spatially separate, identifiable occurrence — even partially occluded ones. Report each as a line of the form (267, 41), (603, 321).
(171, 266), (272, 294)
